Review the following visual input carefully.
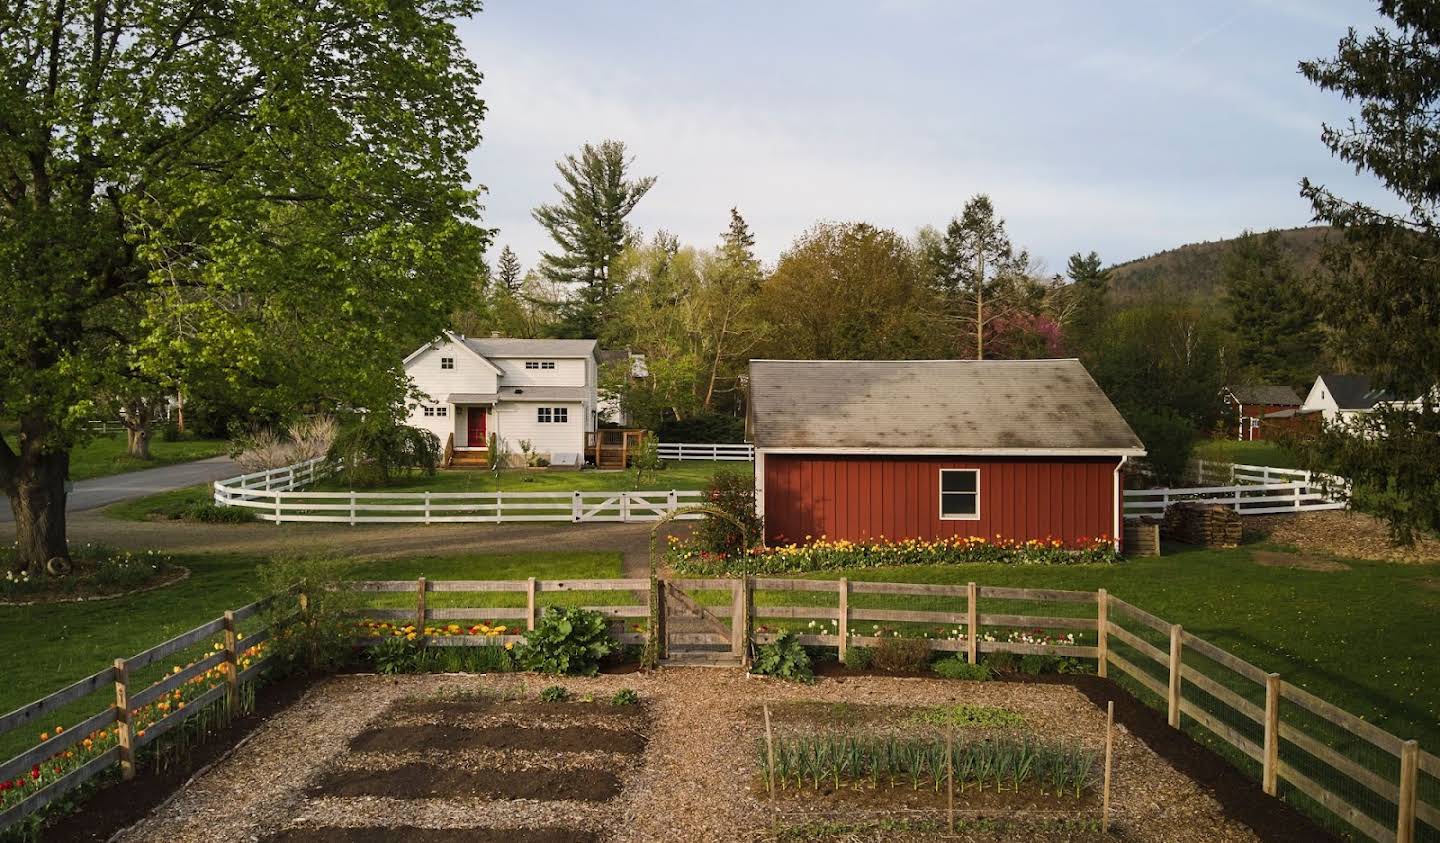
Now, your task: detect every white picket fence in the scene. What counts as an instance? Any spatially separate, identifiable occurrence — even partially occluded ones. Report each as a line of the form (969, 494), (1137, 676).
(213, 459), (707, 524)
(1124, 481), (1347, 517)
(656, 442), (754, 461)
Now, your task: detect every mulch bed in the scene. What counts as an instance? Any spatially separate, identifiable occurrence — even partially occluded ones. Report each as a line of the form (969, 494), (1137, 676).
(349, 722), (647, 754)
(37, 673), (314, 843)
(264, 828), (599, 843)
(307, 762), (623, 801)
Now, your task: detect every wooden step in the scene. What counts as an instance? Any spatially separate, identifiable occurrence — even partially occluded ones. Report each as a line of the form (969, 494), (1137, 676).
(664, 651), (742, 668)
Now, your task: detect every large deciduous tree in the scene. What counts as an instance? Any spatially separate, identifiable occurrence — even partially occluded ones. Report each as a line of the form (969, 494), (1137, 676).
(531, 140), (656, 338)
(0, 0), (489, 571)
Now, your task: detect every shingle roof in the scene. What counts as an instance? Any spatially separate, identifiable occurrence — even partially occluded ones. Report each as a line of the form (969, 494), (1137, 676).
(462, 337), (597, 359)
(1225, 385), (1302, 406)
(1319, 374), (1392, 410)
(748, 359), (1145, 453)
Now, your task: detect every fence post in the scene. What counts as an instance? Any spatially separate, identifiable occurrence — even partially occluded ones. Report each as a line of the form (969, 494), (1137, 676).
(655, 579), (668, 661)
(572, 491), (582, 522)
(1168, 624), (1183, 728)
(497, 491), (504, 523)
(526, 577), (538, 631)
(668, 489), (677, 514)
(1399, 740), (1419, 843)
(222, 610), (239, 713)
(1263, 673), (1280, 796)
(837, 577), (849, 664)
(113, 658), (135, 780)
(621, 492), (631, 522)
(731, 578), (746, 658)
(1096, 589), (1108, 678)
(1293, 483), (1301, 512)
(741, 576), (753, 668)
(274, 490), (282, 524)
(349, 491), (357, 526)
(966, 582), (979, 664)
(424, 491), (432, 525)
(416, 576), (427, 634)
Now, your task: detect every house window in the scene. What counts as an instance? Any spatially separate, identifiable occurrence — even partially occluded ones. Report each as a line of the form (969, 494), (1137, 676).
(436, 406), (448, 417)
(939, 469), (980, 520)
(422, 405), (448, 418)
(525, 360), (557, 370)
(440, 357), (454, 370)
(537, 407), (568, 423)
(422, 406), (435, 417)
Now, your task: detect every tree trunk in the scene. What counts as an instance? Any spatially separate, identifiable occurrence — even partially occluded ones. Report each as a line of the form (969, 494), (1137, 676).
(7, 452), (69, 574)
(124, 400), (153, 459)
(975, 251), (986, 360)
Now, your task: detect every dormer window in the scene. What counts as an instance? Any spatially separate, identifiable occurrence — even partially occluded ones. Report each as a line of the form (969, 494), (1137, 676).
(525, 361), (556, 370)
(440, 357), (455, 370)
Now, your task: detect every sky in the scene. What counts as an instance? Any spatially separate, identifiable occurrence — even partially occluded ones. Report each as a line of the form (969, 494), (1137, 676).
(458, 1), (1395, 276)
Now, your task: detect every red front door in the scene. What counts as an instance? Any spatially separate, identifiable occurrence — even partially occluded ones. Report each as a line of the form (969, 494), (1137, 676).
(467, 407), (487, 446)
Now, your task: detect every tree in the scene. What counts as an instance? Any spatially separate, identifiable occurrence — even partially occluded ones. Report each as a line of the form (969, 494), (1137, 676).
(496, 246), (524, 294)
(929, 195), (1034, 358)
(531, 140), (657, 338)
(698, 209), (764, 408)
(1065, 251), (1112, 355)
(0, 0), (488, 572)
(1220, 231), (1323, 387)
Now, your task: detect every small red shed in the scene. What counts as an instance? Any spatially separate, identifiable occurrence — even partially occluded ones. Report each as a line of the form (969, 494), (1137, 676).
(747, 359), (1146, 550)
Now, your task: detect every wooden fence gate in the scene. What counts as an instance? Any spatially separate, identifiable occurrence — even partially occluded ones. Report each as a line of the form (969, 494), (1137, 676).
(657, 578), (746, 667)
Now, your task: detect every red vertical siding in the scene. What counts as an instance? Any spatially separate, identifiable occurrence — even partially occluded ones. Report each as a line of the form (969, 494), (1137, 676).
(763, 454), (1121, 546)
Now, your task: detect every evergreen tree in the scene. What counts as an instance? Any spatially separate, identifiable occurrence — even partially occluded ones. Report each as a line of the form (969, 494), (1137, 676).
(495, 246), (524, 294)
(531, 140), (656, 338)
(1065, 251), (1111, 356)
(718, 207), (761, 290)
(931, 195), (1032, 358)
(1220, 231), (1322, 388)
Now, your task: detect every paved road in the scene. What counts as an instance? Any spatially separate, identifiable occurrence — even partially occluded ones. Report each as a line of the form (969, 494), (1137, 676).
(0, 455), (239, 523)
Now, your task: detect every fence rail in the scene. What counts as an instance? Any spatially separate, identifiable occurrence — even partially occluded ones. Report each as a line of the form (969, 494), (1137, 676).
(1123, 480), (1347, 516)
(656, 442), (754, 461)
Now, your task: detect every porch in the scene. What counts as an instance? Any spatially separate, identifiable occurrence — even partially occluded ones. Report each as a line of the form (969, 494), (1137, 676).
(586, 429), (647, 469)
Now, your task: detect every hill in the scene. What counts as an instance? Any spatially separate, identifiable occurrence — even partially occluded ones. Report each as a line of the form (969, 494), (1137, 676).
(1107, 226), (1332, 300)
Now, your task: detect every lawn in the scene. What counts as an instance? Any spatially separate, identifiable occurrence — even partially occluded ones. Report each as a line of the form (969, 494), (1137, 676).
(1193, 438), (1299, 468)
(0, 432), (229, 481)
(311, 461), (750, 493)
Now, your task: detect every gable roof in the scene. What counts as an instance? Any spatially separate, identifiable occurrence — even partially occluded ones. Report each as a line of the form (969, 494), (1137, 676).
(1224, 385), (1302, 406)
(402, 331), (503, 374)
(748, 359), (1145, 454)
(1318, 373), (1392, 410)
(462, 337), (597, 359)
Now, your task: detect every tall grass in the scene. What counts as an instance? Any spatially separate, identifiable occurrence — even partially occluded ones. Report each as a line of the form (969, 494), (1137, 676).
(756, 733), (1097, 798)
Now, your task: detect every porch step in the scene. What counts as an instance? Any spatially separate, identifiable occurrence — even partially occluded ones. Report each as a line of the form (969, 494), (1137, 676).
(450, 451), (489, 467)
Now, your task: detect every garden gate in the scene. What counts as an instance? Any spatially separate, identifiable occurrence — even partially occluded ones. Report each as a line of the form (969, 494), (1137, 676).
(657, 578), (746, 667)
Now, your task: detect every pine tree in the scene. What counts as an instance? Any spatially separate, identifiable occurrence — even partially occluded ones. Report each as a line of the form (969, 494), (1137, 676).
(531, 140), (656, 337)
(931, 195), (1031, 358)
(1065, 251), (1111, 356)
(495, 246), (523, 294)
(718, 207), (761, 288)
(1220, 231), (1322, 388)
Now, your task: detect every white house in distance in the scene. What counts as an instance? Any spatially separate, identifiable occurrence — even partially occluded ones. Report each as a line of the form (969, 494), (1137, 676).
(402, 332), (599, 467)
(1297, 373), (1393, 424)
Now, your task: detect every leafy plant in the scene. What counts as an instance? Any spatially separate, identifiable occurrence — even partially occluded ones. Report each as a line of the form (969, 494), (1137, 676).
(370, 634), (419, 675)
(750, 630), (815, 683)
(182, 502), (256, 523)
(517, 606), (616, 676)
(629, 434), (663, 489)
(258, 555), (362, 677)
(327, 416), (440, 488)
(932, 657), (992, 681)
(611, 688), (640, 706)
(539, 685), (571, 703)
(843, 646), (874, 671)
(869, 636), (931, 673)
(694, 468), (761, 557)
(906, 703), (1023, 729)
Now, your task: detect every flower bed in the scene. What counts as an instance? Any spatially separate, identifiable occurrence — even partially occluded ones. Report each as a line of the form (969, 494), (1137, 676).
(668, 534), (1121, 576)
(1, 546), (181, 603)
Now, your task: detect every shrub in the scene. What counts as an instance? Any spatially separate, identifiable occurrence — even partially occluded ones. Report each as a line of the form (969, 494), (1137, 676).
(370, 635), (419, 674)
(539, 685), (571, 703)
(869, 637), (931, 673)
(183, 502), (256, 523)
(611, 688), (640, 706)
(751, 630), (815, 683)
(258, 555), (362, 677)
(629, 435), (663, 489)
(668, 534), (1122, 576)
(843, 646), (874, 671)
(932, 657), (992, 681)
(328, 416), (440, 488)
(518, 607), (616, 676)
(656, 413), (745, 444)
(983, 652), (1019, 674)
(693, 468), (762, 557)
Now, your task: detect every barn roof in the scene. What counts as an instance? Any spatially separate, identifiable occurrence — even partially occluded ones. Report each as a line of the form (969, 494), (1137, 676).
(748, 359), (1145, 454)
(1224, 384), (1302, 406)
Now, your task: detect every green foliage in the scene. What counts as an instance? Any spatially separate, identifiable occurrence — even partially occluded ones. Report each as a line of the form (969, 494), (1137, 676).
(328, 418), (441, 488)
(843, 646), (874, 671)
(656, 413), (745, 444)
(0, 546), (174, 598)
(629, 435), (663, 489)
(1064, 251), (1112, 353)
(750, 630), (815, 683)
(926, 195), (1036, 358)
(1124, 407), (1197, 486)
(370, 635), (419, 675)
(610, 688), (640, 706)
(518, 607), (616, 676)
(932, 657), (993, 681)
(868, 637), (931, 673)
(906, 703), (1022, 729)
(539, 685), (572, 703)
(182, 502), (257, 524)
(1221, 231), (1323, 388)
(693, 469), (761, 557)
(257, 556), (361, 677)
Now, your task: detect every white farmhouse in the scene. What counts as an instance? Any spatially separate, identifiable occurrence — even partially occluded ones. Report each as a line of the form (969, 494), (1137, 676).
(1298, 373), (1393, 425)
(402, 332), (598, 467)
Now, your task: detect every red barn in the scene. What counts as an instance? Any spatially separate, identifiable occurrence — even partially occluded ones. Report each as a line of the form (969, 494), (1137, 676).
(1219, 385), (1303, 441)
(747, 359), (1146, 550)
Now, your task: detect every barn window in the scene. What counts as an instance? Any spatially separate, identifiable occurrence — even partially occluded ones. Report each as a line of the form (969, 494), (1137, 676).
(939, 469), (980, 520)
(440, 357), (454, 369)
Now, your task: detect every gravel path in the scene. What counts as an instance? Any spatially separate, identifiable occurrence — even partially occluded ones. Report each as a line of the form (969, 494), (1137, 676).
(116, 672), (1260, 843)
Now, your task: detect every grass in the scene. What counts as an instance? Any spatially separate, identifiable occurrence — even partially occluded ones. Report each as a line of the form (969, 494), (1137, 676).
(0, 431), (229, 482)
(105, 483), (213, 521)
(311, 461), (750, 493)
(1193, 438), (1299, 468)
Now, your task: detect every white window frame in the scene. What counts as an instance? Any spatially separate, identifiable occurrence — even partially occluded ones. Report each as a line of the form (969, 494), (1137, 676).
(537, 406), (568, 424)
(422, 406), (436, 417)
(938, 468), (980, 521)
(525, 360), (557, 370)
(440, 357), (454, 370)
(537, 407), (552, 423)
(436, 405), (448, 417)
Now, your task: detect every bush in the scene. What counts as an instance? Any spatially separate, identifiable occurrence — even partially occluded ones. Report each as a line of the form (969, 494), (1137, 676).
(750, 630), (815, 683)
(183, 502), (256, 523)
(258, 555), (362, 677)
(693, 469), (762, 557)
(656, 413), (745, 444)
(539, 685), (571, 703)
(1125, 406), (1196, 486)
(327, 416), (440, 488)
(370, 635), (419, 675)
(933, 657), (992, 681)
(843, 646), (874, 671)
(611, 688), (639, 706)
(869, 637), (931, 673)
(669, 534), (1121, 576)
(517, 607), (616, 676)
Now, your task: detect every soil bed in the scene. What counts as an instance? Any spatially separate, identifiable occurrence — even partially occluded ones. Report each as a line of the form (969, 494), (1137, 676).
(264, 827), (599, 843)
(351, 722), (646, 754)
(308, 762), (622, 801)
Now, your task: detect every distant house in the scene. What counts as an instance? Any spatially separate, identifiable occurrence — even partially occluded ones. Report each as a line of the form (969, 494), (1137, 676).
(595, 348), (649, 427)
(1219, 385), (1302, 441)
(402, 332), (599, 467)
(1296, 374), (1393, 425)
(747, 359), (1146, 550)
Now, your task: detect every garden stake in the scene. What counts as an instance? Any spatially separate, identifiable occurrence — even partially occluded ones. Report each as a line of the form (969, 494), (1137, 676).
(764, 703), (777, 798)
(947, 721), (955, 833)
(1103, 700), (1114, 833)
